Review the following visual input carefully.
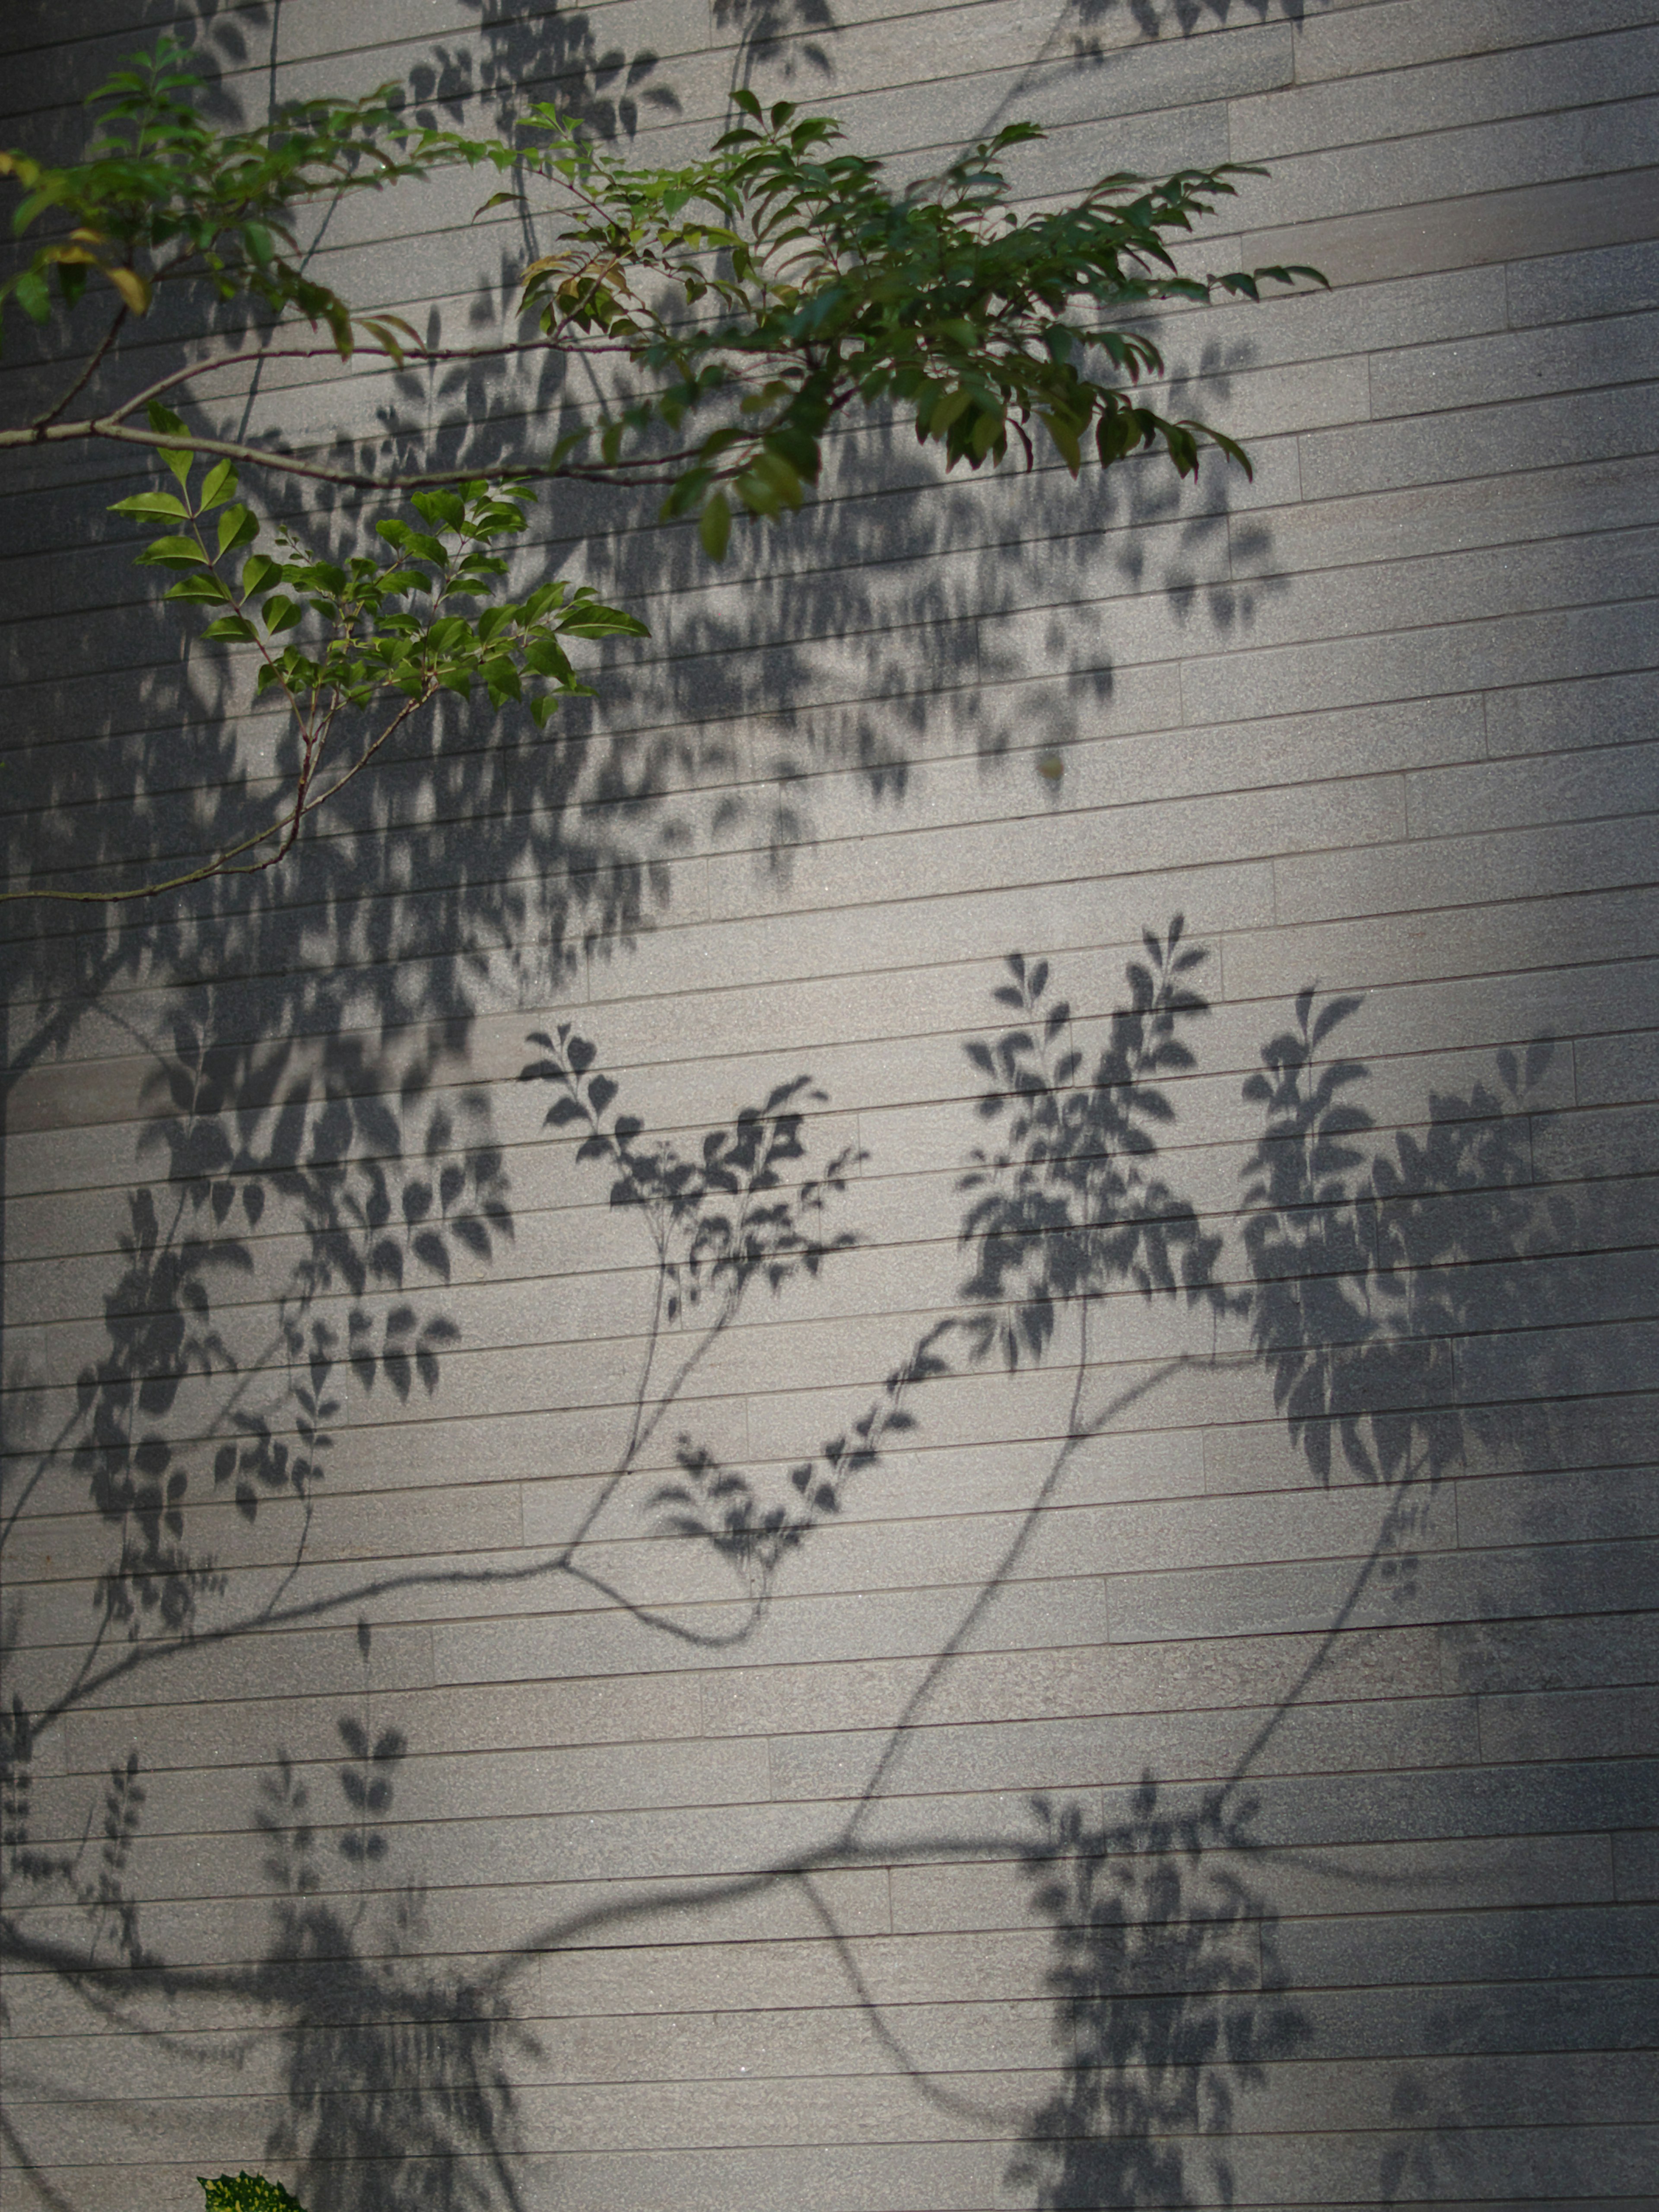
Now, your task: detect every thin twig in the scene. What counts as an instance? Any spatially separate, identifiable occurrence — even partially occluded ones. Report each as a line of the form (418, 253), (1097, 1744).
(29, 304), (128, 431)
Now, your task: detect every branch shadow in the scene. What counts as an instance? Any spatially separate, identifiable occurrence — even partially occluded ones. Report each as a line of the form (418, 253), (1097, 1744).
(3, 892), (1646, 2209)
(9, 8), (1627, 2212)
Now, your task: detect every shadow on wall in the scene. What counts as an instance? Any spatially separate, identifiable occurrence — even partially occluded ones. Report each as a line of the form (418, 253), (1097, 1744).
(1010, 1782), (1308, 2212)
(1066, 0), (1325, 48)
(2, 0), (1290, 1037)
(2, 0), (1288, 1672)
(3, 3), (1636, 2209)
(253, 1684), (540, 2212)
(6, 903), (1649, 2209)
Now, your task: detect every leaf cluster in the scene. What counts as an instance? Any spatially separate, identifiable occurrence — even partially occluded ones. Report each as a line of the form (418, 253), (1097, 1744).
(648, 1434), (815, 1578)
(51, 409), (650, 897)
(519, 90), (1324, 553)
(521, 1024), (861, 1318)
(335, 1713), (408, 1864)
(1, 34), (477, 353)
(2, 39), (1322, 899)
(1240, 993), (1555, 1491)
(119, 409), (645, 729)
(72, 1187), (235, 1639)
(200, 2176), (311, 2212)
(958, 920), (1223, 1368)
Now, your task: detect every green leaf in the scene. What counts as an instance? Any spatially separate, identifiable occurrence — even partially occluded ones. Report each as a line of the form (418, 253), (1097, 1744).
(199, 460), (238, 510)
(13, 269), (50, 323)
(699, 491), (731, 560)
(201, 614), (258, 642)
(109, 492), (190, 523)
(557, 605), (649, 639)
(165, 571), (233, 604)
(200, 2171), (310, 2212)
(411, 489), (465, 531)
(261, 595), (302, 632)
(217, 504), (259, 556)
(524, 638), (574, 679)
(1041, 412), (1083, 477)
(734, 469), (780, 517)
(135, 534), (208, 568)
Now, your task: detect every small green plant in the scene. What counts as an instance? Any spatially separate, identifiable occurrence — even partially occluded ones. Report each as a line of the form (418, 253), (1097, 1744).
(200, 2176), (309, 2212)
(84, 416), (646, 899)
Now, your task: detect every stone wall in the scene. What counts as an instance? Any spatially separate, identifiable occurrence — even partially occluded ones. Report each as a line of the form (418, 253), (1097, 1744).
(3, 4), (1656, 2209)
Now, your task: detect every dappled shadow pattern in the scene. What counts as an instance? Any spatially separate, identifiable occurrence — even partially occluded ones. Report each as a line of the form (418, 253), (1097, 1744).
(1011, 1782), (1308, 2211)
(256, 1684), (537, 2212)
(1067, 0), (1323, 52)
(3, 911), (1648, 2212)
(0, 11), (1639, 2212)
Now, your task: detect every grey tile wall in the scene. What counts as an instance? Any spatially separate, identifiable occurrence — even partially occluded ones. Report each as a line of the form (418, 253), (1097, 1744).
(3, 3), (1656, 2211)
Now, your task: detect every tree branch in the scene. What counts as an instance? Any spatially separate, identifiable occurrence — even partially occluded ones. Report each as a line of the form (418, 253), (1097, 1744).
(29, 303), (128, 431)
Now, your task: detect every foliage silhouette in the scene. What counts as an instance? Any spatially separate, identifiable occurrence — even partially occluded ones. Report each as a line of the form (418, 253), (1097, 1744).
(1009, 1781), (1309, 2211)
(2, 912), (1639, 2212)
(958, 922), (1224, 1369)
(255, 1671), (535, 2212)
(2, 12), (1633, 2212)
(1, 23), (1321, 901)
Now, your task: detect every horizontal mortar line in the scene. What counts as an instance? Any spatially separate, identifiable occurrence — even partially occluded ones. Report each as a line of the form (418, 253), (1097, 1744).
(7, 916), (1653, 1102)
(9, 921), (1657, 1147)
(8, 824), (1656, 1044)
(11, 654), (1657, 946)
(46, 1665), (1488, 1754)
(7, 188), (1655, 443)
(18, 1735), (1559, 1862)
(9, 1524), (1641, 1646)
(0, 449), (1298, 623)
(38, 1684), (1486, 1787)
(13, 155), (1654, 498)
(1259, 6), (1659, 95)
(14, 459), (1652, 744)
(24, 1170), (1647, 1329)
(9, 425), (1653, 694)
(13, 1198), (1651, 1348)
(16, 115), (1649, 317)
(1, 0), (1289, 139)
(13, 0), (1637, 104)
(0, 740), (1445, 925)
(15, 1745), (1636, 1881)
(5, 965), (1620, 1153)
(1, 226), (1621, 518)
(4, 1143), (1642, 1298)
(13, 523), (1659, 781)
(5, 381), (1652, 626)
(0, 414), (1290, 620)
(1225, 64), (1659, 172)
(13, 796), (1659, 995)
(1, 455), (1648, 754)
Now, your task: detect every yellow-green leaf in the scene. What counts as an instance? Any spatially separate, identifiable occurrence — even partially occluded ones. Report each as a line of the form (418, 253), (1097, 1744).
(106, 265), (152, 316)
(136, 534), (208, 568)
(199, 460), (238, 510)
(110, 492), (189, 523)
